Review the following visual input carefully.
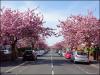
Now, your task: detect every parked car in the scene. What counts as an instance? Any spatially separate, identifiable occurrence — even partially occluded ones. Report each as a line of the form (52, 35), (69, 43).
(23, 50), (37, 61)
(64, 51), (73, 59)
(35, 50), (45, 56)
(0, 50), (11, 54)
(0, 49), (11, 61)
(62, 51), (66, 56)
(71, 51), (90, 64)
(58, 50), (62, 56)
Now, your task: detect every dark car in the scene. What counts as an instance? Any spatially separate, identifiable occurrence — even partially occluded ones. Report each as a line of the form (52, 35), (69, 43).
(23, 50), (37, 61)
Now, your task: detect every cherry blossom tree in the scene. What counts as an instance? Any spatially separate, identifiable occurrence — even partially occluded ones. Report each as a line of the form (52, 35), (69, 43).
(0, 8), (55, 60)
(58, 11), (100, 53)
(34, 37), (48, 50)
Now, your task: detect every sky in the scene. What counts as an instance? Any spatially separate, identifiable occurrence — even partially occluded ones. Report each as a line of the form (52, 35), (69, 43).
(1, 1), (99, 46)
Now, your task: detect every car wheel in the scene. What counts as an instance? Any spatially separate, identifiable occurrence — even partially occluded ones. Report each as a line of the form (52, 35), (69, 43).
(33, 57), (37, 61)
(70, 59), (73, 62)
(74, 61), (77, 64)
(33, 59), (36, 61)
(32, 58), (35, 61)
(86, 62), (90, 65)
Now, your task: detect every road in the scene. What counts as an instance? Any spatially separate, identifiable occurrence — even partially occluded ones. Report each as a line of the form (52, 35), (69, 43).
(1, 50), (99, 75)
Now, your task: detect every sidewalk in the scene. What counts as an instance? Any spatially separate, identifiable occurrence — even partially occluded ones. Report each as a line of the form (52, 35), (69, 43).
(89, 56), (100, 69)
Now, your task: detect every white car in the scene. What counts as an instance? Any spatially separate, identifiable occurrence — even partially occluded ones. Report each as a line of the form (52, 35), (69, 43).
(71, 51), (90, 64)
(0, 50), (11, 54)
(36, 50), (45, 56)
(62, 51), (66, 56)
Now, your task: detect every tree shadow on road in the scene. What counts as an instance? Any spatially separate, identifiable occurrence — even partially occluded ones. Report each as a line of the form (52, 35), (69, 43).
(0, 58), (24, 67)
(20, 56), (73, 66)
(0, 72), (16, 75)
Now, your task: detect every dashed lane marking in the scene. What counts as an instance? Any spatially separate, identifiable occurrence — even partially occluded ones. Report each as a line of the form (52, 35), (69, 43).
(52, 70), (54, 75)
(51, 50), (54, 75)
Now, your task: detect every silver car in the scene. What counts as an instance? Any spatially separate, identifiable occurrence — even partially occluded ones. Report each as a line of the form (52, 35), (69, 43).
(71, 51), (90, 64)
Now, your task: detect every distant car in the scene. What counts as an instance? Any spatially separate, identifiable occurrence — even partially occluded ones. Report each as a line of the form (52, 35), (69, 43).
(71, 51), (90, 64)
(62, 51), (66, 56)
(64, 51), (73, 59)
(58, 50), (62, 55)
(23, 50), (37, 61)
(45, 50), (49, 54)
(55, 50), (58, 53)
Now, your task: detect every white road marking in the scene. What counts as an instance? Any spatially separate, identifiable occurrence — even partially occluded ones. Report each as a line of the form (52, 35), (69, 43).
(75, 65), (90, 74)
(52, 64), (53, 69)
(51, 50), (54, 75)
(52, 70), (54, 75)
(17, 66), (28, 74)
(75, 65), (97, 74)
(90, 64), (99, 69)
(5, 61), (28, 73)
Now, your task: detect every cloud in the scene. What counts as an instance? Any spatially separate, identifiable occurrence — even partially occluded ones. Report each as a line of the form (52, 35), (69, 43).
(19, 1), (39, 11)
(46, 36), (64, 46)
(43, 9), (73, 23)
(42, 9), (74, 30)
(1, 1), (38, 11)
(44, 12), (60, 22)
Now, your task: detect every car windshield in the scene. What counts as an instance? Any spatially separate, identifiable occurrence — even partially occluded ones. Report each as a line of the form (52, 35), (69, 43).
(77, 52), (87, 55)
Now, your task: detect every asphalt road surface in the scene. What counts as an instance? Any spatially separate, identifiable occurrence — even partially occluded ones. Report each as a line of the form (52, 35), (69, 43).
(1, 50), (99, 75)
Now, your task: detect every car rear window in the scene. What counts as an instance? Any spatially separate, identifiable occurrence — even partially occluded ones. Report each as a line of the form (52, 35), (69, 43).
(77, 52), (87, 55)
(67, 52), (72, 54)
(25, 51), (32, 54)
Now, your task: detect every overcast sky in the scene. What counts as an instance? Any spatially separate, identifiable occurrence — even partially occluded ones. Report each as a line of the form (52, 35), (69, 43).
(1, 1), (99, 46)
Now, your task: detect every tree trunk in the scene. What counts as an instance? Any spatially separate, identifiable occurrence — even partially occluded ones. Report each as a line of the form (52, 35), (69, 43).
(88, 51), (89, 59)
(93, 51), (96, 60)
(11, 43), (17, 61)
(86, 42), (91, 59)
(11, 39), (18, 61)
(96, 51), (99, 61)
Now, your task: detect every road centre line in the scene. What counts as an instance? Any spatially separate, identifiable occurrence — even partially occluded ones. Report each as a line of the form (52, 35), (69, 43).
(5, 61), (28, 73)
(52, 70), (54, 75)
(51, 50), (54, 75)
